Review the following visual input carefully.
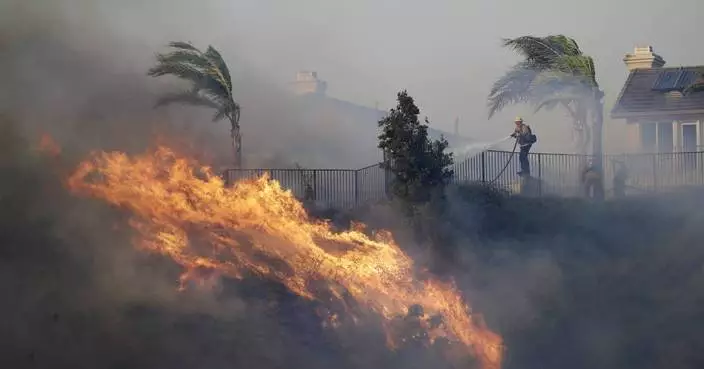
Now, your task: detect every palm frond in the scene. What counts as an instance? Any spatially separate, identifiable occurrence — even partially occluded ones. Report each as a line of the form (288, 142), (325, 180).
(529, 76), (593, 109)
(684, 82), (704, 95)
(531, 70), (593, 92)
(167, 41), (201, 52)
(532, 98), (567, 113)
(683, 73), (704, 95)
(212, 106), (229, 122)
(154, 50), (211, 69)
(532, 73), (596, 112)
(150, 41), (241, 140)
(150, 42), (233, 102)
(553, 55), (597, 85)
(147, 59), (203, 78)
(211, 101), (240, 123)
(192, 78), (230, 107)
(544, 35), (582, 56)
(204, 46), (233, 94)
(502, 36), (564, 69)
(488, 64), (540, 118)
(155, 91), (219, 109)
(488, 61), (537, 97)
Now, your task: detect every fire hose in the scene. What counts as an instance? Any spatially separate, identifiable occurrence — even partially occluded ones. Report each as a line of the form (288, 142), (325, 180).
(488, 138), (518, 184)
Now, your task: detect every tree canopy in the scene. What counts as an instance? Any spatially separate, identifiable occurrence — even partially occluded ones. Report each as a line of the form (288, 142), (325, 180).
(488, 35), (603, 155)
(378, 90), (454, 205)
(148, 41), (243, 166)
(684, 72), (704, 94)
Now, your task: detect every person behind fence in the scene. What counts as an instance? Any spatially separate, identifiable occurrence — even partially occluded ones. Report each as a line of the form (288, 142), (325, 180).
(510, 117), (537, 177)
(581, 159), (602, 198)
(612, 160), (627, 197)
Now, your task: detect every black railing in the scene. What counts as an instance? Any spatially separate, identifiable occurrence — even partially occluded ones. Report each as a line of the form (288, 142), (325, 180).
(223, 150), (704, 209)
(452, 150), (704, 196)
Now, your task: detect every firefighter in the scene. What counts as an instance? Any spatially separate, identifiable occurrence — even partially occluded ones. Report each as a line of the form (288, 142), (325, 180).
(510, 117), (536, 176)
(581, 159), (603, 199)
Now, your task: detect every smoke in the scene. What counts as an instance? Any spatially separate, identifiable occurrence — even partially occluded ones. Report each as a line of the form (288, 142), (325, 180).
(1, 0), (383, 169)
(450, 136), (513, 162)
(0, 2), (406, 368)
(4, 2), (704, 369)
(419, 188), (704, 369)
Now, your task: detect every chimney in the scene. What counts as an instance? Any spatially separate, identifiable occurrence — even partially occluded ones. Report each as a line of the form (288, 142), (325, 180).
(623, 46), (666, 71)
(292, 71), (327, 96)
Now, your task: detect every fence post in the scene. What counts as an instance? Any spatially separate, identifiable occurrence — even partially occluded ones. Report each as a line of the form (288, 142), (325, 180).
(221, 169), (229, 187)
(312, 170), (318, 201)
(354, 170), (359, 207)
(537, 153), (542, 196)
(481, 152), (486, 183)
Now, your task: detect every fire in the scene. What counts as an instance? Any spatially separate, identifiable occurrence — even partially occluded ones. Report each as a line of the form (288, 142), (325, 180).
(38, 133), (61, 157)
(66, 146), (503, 369)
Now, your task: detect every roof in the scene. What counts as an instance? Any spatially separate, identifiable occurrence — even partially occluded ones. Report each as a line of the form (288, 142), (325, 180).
(611, 66), (704, 119)
(296, 93), (476, 147)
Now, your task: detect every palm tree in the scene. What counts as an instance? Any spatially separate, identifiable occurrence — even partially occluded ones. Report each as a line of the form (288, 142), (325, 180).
(488, 35), (604, 159)
(148, 41), (242, 167)
(684, 72), (704, 94)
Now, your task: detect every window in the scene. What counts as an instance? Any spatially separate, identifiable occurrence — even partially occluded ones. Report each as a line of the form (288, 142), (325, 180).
(681, 123), (698, 151)
(657, 122), (673, 152)
(641, 123), (656, 151)
(681, 123), (699, 170)
(640, 122), (674, 152)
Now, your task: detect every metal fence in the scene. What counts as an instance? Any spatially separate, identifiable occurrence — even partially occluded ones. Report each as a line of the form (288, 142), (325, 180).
(223, 150), (704, 209)
(453, 150), (704, 196)
(223, 164), (388, 209)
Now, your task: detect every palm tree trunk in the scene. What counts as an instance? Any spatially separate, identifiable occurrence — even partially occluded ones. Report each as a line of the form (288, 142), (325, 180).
(231, 125), (242, 168)
(591, 92), (605, 199)
(229, 112), (242, 168)
(592, 98), (604, 163)
(576, 104), (589, 155)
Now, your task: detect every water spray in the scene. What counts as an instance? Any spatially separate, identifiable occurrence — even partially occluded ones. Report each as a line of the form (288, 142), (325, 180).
(450, 136), (513, 162)
(450, 136), (520, 184)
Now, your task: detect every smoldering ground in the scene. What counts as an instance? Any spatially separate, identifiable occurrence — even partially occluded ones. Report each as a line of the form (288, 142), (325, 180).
(409, 187), (704, 369)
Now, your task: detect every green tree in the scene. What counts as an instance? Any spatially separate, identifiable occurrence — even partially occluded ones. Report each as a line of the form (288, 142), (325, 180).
(148, 41), (242, 167)
(488, 35), (604, 158)
(378, 90), (454, 206)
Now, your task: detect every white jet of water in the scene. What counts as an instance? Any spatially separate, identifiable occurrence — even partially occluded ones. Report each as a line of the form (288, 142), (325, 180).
(450, 136), (513, 162)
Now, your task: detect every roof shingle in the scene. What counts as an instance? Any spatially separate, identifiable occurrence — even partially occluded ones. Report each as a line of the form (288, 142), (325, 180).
(611, 66), (704, 119)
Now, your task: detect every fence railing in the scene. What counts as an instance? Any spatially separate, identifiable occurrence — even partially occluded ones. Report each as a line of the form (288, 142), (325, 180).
(223, 164), (388, 209)
(223, 150), (704, 209)
(452, 150), (704, 196)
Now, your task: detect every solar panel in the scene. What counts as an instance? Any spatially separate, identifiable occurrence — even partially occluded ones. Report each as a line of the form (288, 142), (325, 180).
(652, 69), (682, 91)
(675, 70), (698, 89)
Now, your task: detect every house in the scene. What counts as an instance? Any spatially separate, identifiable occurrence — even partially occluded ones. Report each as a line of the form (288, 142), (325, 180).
(611, 46), (704, 153)
(290, 71), (475, 167)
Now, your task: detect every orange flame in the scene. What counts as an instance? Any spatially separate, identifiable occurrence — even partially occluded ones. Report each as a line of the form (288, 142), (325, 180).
(66, 146), (503, 369)
(38, 133), (61, 157)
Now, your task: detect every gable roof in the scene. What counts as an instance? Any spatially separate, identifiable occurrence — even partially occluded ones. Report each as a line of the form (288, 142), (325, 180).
(611, 66), (704, 119)
(296, 93), (476, 147)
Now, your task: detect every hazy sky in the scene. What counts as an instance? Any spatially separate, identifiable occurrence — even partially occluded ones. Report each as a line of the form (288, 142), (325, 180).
(6, 0), (704, 151)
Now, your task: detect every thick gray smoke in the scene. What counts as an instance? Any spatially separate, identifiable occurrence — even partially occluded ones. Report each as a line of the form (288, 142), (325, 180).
(1, 0), (382, 169)
(4, 2), (704, 369)
(0, 2), (410, 369)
